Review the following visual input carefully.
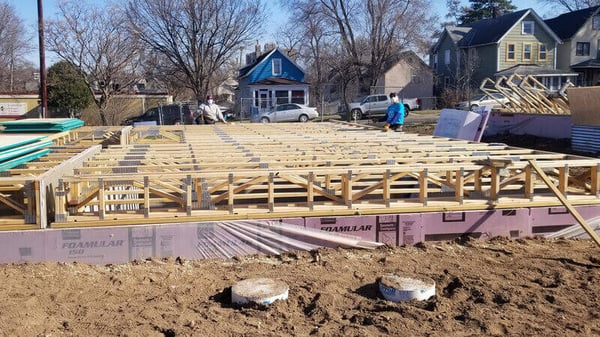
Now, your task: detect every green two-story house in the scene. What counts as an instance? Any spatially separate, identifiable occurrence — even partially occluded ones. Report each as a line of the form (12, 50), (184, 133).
(431, 9), (575, 94)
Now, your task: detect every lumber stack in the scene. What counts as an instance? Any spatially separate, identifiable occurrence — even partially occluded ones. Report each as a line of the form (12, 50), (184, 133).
(0, 118), (84, 133)
(0, 135), (52, 172)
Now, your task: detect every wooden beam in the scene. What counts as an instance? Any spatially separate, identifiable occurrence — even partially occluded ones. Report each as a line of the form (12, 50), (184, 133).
(529, 160), (600, 247)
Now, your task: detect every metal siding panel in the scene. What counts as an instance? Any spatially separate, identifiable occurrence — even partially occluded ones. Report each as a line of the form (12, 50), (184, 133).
(571, 125), (600, 154)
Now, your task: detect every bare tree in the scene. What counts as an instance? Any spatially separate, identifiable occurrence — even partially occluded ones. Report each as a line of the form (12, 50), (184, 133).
(279, 1), (335, 113)
(0, 3), (34, 92)
(321, 0), (435, 91)
(537, 0), (600, 12)
(302, 0), (435, 120)
(126, 0), (267, 106)
(46, 0), (142, 126)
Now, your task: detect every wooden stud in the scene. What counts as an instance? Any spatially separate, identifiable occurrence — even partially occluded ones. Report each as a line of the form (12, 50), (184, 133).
(490, 168), (499, 201)
(307, 172), (314, 211)
(455, 168), (464, 204)
(186, 175), (192, 216)
(558, 165), (568, 196)
(525, 165), (534, 200)
(592, 164), (600, 198)
(268, 172), (274, 212)
(228, 173), (234, 214)
(383, 169), (391, 207)
(419, 169), (428, 205)
(98, 178), (105, 220)
(144, 176), (150, 217)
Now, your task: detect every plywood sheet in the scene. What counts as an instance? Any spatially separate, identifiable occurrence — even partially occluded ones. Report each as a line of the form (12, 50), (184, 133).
(567, 86), (600, 126)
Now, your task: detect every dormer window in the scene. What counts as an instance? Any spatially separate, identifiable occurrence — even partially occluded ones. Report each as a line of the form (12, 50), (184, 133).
(272, 58), (282, 76)
(522, 21), (534, 35)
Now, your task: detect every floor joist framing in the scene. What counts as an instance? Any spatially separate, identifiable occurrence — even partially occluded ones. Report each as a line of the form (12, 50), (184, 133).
(2, 122), (600, 229)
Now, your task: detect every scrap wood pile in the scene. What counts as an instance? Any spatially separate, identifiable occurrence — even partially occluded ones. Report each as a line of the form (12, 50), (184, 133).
(480, 74), (571, 114)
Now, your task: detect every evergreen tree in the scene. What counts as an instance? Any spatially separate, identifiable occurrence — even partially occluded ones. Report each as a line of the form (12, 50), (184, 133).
(47, 61), (93, 118)
(458, 0), (517, 25)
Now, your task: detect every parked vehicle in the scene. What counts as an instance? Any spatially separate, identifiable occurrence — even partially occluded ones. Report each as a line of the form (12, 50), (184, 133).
(346, 94), (419, 120)
(123, 102), (234, 125)
(454, 93), (510, 111)
(252, 103), (319, 123)
(122, 103), (194, 125)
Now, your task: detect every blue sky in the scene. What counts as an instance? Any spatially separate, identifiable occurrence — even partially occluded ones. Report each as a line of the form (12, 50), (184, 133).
(11, 0), (556, 66)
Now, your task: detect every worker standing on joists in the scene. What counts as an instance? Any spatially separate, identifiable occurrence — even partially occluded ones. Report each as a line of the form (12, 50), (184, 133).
(196, 94), (227, 124)
(383, 92), (405, 132)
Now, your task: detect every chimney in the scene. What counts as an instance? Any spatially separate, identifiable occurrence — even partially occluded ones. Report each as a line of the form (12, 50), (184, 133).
(264, 43), (276, 53)
(255, 41), (261, 56)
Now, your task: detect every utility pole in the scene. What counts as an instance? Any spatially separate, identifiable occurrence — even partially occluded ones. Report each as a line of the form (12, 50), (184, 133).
(37, 0), (48, 118)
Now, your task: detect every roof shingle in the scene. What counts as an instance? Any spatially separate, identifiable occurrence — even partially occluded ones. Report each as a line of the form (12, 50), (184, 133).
(458, 9), (530, 47)
(544, 6), (600, 40)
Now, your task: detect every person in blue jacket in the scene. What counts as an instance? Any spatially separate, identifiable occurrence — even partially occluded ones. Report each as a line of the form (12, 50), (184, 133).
(384, 92), (405, 132)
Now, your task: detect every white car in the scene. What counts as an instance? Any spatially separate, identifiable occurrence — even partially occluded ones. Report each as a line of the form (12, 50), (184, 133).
(252, 103), (319, 123)
(454, 93), (510, 111)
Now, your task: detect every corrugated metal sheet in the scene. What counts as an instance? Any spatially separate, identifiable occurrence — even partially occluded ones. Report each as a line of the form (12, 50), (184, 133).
(571, 125), (600, 155)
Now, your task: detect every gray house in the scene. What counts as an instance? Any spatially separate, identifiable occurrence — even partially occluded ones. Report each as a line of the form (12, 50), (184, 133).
(545, 5), (600, 86)
(429, 25), (471, 92)
(431, 9), (575, 94)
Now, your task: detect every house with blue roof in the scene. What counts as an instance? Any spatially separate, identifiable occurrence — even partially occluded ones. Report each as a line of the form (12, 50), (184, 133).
(545, 5), (600, 86)
(236, 44), (310, 119)
(430, 9), (577, 94)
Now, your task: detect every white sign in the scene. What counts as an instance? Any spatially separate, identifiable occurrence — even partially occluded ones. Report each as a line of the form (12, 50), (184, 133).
(0, 103), (27, 116)
(433, 108), (490, 141)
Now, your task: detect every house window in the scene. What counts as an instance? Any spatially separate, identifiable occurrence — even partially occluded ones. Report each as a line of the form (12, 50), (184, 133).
(433, 54), (438, 69)
(523, 43), (532, 61)
(275, 90), (288, 105)
(593, 15), (600, 30)
(539, 44), (547, 60)
(576, 42), (590, 56)
(444, 50), (450, 65)
(507, 43), (516, 61)
(521, 21), (535, 35)
(272, 58), (282, 76)
(291, 90), (305, 104)
(522, 21), (534, 35)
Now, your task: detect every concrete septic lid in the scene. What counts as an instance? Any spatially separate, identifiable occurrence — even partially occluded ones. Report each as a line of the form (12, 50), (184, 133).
(231, 278), (289, 305)
(378, 273), (436, 302)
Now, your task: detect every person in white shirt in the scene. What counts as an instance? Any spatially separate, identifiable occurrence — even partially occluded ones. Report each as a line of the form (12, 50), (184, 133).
(198, 94), (226, 124)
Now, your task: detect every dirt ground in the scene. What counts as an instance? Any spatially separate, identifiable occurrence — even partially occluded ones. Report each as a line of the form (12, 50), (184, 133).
(1, 238), (599, 336)
(2, 118), (599, 336)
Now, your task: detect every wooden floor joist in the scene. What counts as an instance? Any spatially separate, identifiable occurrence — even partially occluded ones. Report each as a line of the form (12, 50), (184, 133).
(2, 122), (600, 229)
